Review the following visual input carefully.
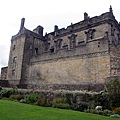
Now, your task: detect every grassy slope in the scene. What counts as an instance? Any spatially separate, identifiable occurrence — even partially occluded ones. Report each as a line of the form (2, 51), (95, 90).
(0, 100), (117, 120)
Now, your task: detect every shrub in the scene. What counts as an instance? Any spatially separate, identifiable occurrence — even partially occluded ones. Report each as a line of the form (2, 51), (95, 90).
(110, 114), (120, 118)
(113, 107), (120, 115)
(95, 110), (104, 115)
(52, 103), (70, 109)
(85, 109), (112, 116)
(9, 94), (24, 101)
(65, 93), (73, 105)
(54, 98), (67, 104)
(71, 102), (88, 112)
(45, 98), (53, 107)
(105, 79), (120, 108)
(0, 86), (2, 91)
(0, 89), (13, 98)
(37, 97), (53, 107)
(85, 109), (96, 114)
(25, 93), (39, 104)
(37, 97), (46, 106)
(52, 98), (70, 109)
(103, 109), (113, 116)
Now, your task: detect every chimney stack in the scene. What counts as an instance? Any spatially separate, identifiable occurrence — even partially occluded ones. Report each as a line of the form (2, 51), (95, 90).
(84, 12), (89, 20)
(19, 18), (25, 32)
(54, 25), (59, 32)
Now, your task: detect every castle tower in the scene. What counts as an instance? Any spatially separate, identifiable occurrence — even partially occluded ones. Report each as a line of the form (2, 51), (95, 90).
(7, 18), (27, 86)
(7, 18), (44, 86)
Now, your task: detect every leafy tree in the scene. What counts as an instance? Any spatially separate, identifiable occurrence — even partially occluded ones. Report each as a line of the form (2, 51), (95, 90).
(105, 79), (120, 108)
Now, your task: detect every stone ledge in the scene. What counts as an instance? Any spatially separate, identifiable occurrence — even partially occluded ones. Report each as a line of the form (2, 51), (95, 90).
(19, 83), (104, 92)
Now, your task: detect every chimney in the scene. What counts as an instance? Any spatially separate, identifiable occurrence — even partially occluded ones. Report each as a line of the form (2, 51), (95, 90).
(109, 5), (113, 13)
(84, 12), (89, 20)
(33, 25), (44, 36)
(54, 25), (59, 32)
(19, 18), (25, 32)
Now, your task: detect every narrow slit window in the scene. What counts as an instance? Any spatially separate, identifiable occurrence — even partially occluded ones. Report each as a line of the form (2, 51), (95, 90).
(13, 45), (15, 50)
(13, 57), (17, 63)
(35, 47), (38, 54)
(12, 70), (15, 76)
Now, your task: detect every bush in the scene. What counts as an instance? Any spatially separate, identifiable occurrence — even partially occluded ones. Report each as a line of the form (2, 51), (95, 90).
(85, 108), (113, 116)
(52, 103), (70, 109)
(95, 110), (104, 115)
(54, 98), (67, 104)
(105, 79), (120, 108)
(85, 109), (96, 114)
(37, 97), (46, 106)
(0, 86), (2, 91)
(110, 114), (120, 118)
(25, 93), (39, 104)
(0, 89), (13, 98)
(52, 98), (70, 109)
(103, 109), (113, 116)
(71, 102), (88, 112)
(9, 94), (24, 101)
(45, 98), (53, 107)
(113, 107), (120, 115)
(65, 93), (73, 105)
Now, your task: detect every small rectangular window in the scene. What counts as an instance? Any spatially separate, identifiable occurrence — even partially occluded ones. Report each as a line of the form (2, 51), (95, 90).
(12, 70), (15, 76)
(13, 57), (17, 63)
(35, 47), (38, 54)
(13, 45), (15, 50)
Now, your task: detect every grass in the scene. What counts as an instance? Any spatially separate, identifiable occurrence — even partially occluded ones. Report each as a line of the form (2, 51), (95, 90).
(0, 100), (117, 120)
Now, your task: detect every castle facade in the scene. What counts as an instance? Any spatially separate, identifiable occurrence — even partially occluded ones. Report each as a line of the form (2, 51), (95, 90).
(1, 6), (120, 91)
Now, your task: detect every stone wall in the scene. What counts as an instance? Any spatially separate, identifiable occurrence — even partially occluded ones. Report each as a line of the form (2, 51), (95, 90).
(29, 23), (110, 85)
(1, 67), (8, 80)
(29, 52), (110, 84)
(26, 83), (104, 92)
(0, 80), (9, 87)
(7, 33), (26, 81)
(108, 23), (120, 77)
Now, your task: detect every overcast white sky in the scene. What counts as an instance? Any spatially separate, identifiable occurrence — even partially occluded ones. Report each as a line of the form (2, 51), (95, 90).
(0, 0), (120, 72)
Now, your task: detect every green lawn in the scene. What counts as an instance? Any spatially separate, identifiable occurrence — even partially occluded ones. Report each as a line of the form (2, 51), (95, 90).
(0, 100), (117, 120)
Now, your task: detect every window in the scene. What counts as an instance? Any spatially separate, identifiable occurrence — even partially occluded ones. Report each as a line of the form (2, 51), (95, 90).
(78, 40), (85, 46)
(50, 48), (54, 53)
(13, 57), (17, 63)
(13, 45), (15, 50)
(12, 70), (15, 76)
(35, 47), (38, 54)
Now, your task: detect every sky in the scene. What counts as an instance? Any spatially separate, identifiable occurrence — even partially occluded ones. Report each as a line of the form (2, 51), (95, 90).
(0, 0), (120, 73)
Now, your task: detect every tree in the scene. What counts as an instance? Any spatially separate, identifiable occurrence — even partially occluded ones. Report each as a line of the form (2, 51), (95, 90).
(105, 79), (120, 108)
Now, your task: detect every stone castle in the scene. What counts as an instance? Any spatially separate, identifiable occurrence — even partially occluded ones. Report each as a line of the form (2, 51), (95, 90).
(1, 6), (120, 91)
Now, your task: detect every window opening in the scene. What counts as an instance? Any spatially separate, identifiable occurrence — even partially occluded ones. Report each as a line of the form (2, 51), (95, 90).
(35, 47), (38, 54)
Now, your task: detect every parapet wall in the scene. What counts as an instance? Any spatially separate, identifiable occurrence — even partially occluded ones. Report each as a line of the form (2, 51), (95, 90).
(48, 12), (116, 37)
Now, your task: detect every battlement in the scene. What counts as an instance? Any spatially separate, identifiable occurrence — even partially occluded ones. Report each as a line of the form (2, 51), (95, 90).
(12, 7), (119, 42)
(47, 11), (117, 38)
